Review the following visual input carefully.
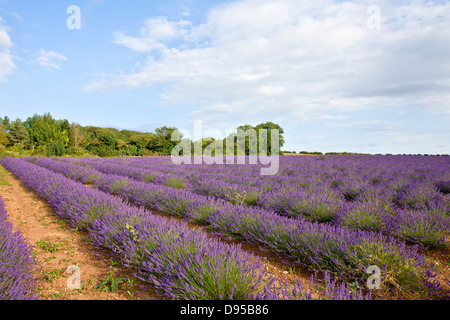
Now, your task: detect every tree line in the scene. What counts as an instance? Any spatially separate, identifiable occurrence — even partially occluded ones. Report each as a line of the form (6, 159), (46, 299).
(0, 113), (284, 157)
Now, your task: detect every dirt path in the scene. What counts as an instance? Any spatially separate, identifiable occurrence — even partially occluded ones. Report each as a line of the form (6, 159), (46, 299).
(0, 164), (160, 300)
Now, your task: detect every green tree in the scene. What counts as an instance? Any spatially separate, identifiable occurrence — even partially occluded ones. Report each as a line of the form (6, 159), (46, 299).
(1, 116), (10, 129)
(25, 113), (70, 150)
(0, 123), (9, 147)
(60, 119), (71, 147)
(8, 119), (29, 147)
(130, 133), (151, 149)
(254, 122), (284, 155)
(148, 126), (180, 155)
(68, 123), (85, 148)
(47, 140), (65, 156)
(201, 137), (223, 156)
(98, 130), (117, 147)
(236, 124), (257, 156)
(127, 133), (151, 156)
(85, 129), (119, 157)
(224, 122), (284, 156)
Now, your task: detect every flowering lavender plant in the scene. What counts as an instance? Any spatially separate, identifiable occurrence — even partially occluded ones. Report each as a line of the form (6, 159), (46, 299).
(0, 196), (40, 300)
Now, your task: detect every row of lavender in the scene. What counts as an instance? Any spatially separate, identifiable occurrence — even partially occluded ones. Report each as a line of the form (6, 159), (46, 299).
(97, 155), (450, 210)
(64, 157), (265, 205)
(0, 157), (368, 300)
(64, 155), (450, 208)
(85, 155), (450, 192)
(28, 157), (446, 298)
(107, 155), (450, 203)
(0, 195), (39, 300)
(58, 156), (450, 249)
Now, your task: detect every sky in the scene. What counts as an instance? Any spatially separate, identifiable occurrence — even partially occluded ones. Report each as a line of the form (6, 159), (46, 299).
(0, 0), (449, 154)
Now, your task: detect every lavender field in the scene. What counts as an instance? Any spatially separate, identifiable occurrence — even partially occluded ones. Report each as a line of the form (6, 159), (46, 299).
(1, 154), (449, 300)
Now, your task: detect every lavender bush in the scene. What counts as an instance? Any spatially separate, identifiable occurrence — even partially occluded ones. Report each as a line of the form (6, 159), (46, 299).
(339, 201), (392, 233)
(257, 187), (345, 222)
(0, 196), (40, 300)
(390, 209), (449, 249)
(435, 180), (450, 194)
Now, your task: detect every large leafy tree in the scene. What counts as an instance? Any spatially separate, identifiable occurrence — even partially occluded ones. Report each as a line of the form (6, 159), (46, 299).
(25, 113), (70, 149)
(68, 123), (85, 148)
(129, 133), (151, 150)
(7, 119), (29, 147)
(236, 124), (257, 156)
(1, 116), (10, 128)
(127, 133), (150, 156)
(148, 126), (181, 155)
(84, 128), (120, 157)
(255, 122), (284, 155)
(224, 122), (284, 156)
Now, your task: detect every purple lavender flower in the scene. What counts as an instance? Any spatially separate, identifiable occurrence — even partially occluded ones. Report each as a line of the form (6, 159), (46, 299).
(0, 196), (40, 300)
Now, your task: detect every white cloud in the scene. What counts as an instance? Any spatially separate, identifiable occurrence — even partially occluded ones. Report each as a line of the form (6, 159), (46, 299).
(181, 7), (191, 18)
(11, 12), (24, 21)
(36, 49), (68, 71)
(86, 0), (450, 126)
(257, 85), (287, 95)
(114, 31), (165, 53)
(317, 115), (350, 120)
(0, 18), (15, 81)
(113, 17), (192, 52)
